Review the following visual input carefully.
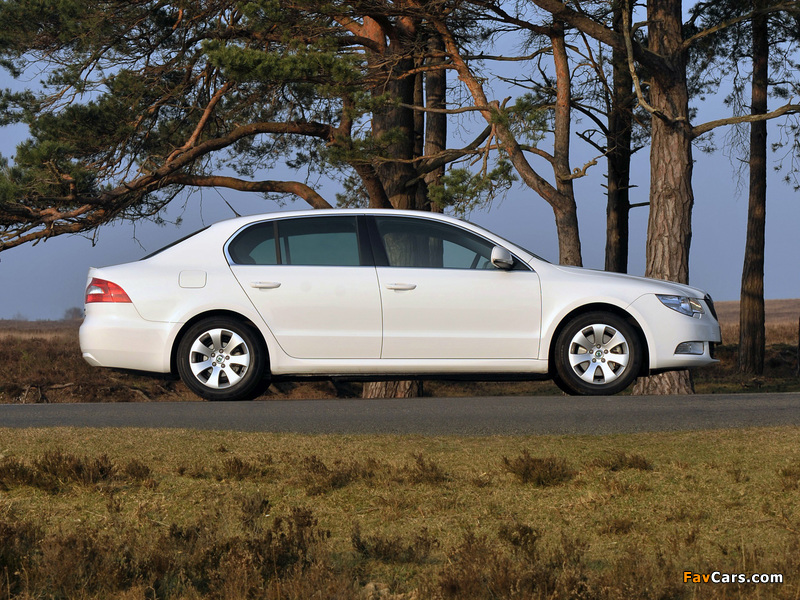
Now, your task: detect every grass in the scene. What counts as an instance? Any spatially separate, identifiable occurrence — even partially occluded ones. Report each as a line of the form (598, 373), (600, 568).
(1, 298), (798, 402)
(1, 305), (797, 598)
(1, 427), (800, 598)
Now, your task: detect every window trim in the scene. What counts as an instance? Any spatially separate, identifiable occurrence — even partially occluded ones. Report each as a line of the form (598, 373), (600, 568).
(365, 215), (531, 271)
(225, 214), (371, 267)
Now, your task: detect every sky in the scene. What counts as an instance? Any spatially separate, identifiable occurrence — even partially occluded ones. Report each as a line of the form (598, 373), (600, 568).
(0, 70), (798, 320)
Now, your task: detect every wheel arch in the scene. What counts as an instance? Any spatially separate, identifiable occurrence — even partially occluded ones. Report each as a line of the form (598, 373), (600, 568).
(170, 310), (269, 377)
(547, 303), (649, 378)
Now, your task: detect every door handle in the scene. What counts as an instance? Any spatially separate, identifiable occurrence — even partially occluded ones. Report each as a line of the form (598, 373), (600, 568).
(385, 283), (417, 291)
(250, 281), (281, 289)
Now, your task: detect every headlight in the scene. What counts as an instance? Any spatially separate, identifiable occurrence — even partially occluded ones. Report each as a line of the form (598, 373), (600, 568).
(657, 295), (705, 318)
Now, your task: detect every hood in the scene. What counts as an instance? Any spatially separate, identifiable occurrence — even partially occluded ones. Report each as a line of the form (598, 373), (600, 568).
(547, 264), (709, 298)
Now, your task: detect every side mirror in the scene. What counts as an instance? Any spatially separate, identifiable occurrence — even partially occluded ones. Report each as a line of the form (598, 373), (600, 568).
(491, 246), (514, 270)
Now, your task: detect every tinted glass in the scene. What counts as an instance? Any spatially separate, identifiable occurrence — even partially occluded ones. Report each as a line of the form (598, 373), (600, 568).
(228, 222), (277, 265)
(278, 216), (361, 266)
(374, 217), (495, 269)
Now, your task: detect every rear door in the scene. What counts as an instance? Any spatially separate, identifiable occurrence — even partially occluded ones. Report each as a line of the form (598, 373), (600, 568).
(228, 215), (382, 359)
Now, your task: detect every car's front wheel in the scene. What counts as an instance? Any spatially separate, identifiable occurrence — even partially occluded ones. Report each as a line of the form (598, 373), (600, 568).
(176, 317), (267, 401)
(553, 312), (642, 396)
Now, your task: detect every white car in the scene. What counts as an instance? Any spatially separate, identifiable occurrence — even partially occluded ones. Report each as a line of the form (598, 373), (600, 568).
(79, 209), (721, 400)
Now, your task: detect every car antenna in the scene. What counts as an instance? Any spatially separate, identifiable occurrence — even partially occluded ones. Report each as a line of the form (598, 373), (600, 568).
(222, 197), (241, 217)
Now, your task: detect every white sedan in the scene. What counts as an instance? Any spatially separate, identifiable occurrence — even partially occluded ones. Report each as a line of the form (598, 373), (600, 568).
(79, 209), (721, 400)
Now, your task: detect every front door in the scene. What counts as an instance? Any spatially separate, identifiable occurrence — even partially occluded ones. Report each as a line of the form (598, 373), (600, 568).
(371, 216), (542, 360)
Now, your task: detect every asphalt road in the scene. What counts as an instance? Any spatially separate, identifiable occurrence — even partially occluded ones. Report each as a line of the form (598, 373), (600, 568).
(1, 392), (799, 435)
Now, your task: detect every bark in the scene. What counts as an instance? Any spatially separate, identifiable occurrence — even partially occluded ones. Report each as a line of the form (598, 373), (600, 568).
(352, 164), (393, 209)
(551, 23), (579, 240)
(369, 18), (420, 211)
(738, 1), (768, 375)
(424, 30), (447, 213)
(413, 69), (429, 211)
(605, 0), (634, 273)
(362, 380), (423, 398)
(632, 0), (695, 395)
(635, 370), (694, 395)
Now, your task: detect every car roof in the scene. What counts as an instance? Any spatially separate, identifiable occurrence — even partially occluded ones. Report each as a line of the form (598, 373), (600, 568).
(212, 208), (469, 228)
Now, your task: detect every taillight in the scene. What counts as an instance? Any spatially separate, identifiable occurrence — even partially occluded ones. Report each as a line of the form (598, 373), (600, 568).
(85, 278), (132, 303)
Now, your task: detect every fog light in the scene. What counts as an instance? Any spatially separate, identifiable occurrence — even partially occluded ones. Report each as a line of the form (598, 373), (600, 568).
(675, 341), (704, 355)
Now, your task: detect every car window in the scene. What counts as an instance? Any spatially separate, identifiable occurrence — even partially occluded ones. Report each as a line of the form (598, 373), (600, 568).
(278, 216), (361, 266)
(228, 222), (278, 265)
(374, 216), (496, 269)
(228, 216), (361, 266)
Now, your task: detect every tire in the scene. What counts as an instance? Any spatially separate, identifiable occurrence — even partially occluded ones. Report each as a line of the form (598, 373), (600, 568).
(176, 317), (268, 401)
(552, 311), (642, 396)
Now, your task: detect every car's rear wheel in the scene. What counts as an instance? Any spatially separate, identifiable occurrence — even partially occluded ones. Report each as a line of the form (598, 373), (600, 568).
(176, 317), (267, 401)
(553, 312), (642, 396)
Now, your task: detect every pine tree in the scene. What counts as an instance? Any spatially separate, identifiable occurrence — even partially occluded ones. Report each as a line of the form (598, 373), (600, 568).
(0, 1), (498, 253)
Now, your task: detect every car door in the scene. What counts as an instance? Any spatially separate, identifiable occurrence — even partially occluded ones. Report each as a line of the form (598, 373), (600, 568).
(227, 215), (382, 359)
(371, 215), (542, 360)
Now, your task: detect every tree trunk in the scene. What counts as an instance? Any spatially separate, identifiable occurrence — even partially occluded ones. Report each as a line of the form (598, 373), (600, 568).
(605, 0), (634, 273)
(635, 370), (694, 395)
(362, 380), (423, 398)
(362, 16), (419, 211)
(413, 68), (429, 211)
(738, 1), (768, 375)
(551, 24), (576, 205)
(373, 64), (418, 209)
(424, 30), (447, 213)
(550, 23), (583, 268)
(632, 0), (695, 395)
(361, 19), (427, 400)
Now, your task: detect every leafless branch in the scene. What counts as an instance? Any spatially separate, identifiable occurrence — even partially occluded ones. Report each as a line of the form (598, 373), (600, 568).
(692, 102), (800, 138)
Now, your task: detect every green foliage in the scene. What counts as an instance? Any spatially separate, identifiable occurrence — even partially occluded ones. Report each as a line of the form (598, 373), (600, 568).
(0, 0), (544, 250)
(428, 159), (517, 216)
(203, 41), (362, 89)
(335, 173), (370, 208)
(507, 94), (550, 144)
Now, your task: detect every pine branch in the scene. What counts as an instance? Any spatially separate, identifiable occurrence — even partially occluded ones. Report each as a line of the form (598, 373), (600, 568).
(162, 174), (333, 209)
(692, 102), (800, 138)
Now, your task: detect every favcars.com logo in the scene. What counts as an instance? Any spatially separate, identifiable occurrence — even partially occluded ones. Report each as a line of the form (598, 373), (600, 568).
(684, 571), (784, 584)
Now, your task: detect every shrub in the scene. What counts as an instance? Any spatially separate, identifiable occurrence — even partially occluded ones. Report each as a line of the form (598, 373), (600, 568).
(352, 524), (438, 563)
(594, 451), (653, 472)
(405, 453), (449, 484)
(501, 451), (574, 486)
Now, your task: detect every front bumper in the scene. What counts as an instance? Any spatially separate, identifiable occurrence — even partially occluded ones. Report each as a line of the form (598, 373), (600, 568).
(628, 294), (722, 371)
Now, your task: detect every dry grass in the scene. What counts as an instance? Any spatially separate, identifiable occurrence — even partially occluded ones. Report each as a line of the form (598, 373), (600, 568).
(2, 427), (800, 599)
(695, 299), (800, 393)
(715, 298), (800, 346)
(0, 320), (364, 403)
